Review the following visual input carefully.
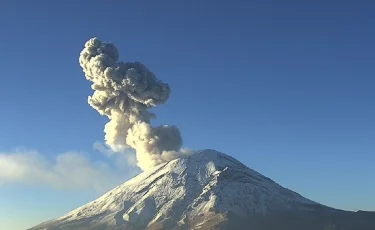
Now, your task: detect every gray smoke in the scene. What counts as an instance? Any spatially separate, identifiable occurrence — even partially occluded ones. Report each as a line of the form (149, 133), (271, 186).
(79, 38), (190, 170)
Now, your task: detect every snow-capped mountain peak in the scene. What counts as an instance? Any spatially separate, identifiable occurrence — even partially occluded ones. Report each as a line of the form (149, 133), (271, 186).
(29, 150), (375, 230)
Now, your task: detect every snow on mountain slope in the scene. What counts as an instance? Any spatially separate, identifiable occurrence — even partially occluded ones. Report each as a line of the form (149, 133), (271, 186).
(29, 149), (323, 230)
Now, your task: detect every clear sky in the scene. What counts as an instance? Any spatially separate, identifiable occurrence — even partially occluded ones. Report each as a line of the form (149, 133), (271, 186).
(0, 1), (374, 229)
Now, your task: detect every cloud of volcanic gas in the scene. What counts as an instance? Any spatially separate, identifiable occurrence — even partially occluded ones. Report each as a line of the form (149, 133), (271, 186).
(79, 38), (189, 170)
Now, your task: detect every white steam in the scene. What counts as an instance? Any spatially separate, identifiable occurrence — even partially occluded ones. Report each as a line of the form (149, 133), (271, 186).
(79, 38), (190, 170)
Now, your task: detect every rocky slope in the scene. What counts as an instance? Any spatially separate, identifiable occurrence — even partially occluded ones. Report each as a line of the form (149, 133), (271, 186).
(29, 149), (375, 230)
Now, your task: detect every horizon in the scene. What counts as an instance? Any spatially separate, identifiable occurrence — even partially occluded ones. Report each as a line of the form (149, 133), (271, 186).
(1, 1), (374, 230)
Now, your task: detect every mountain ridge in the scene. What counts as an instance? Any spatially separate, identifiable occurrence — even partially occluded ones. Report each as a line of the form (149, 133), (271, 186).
(29, 149), (375, 230)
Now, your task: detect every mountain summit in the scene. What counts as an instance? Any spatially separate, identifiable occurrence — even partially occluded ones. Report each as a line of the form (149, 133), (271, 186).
(29, 150), (374, 230)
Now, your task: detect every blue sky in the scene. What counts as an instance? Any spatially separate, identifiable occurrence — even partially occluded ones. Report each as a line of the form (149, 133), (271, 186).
(0, 1), (374, 229)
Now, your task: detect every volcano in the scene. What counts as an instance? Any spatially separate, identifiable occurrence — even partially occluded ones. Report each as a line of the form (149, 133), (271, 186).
(29, 150), (375, 230)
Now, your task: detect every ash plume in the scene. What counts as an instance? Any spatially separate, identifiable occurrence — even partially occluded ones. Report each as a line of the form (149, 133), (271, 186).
(79, 38), (190, 170)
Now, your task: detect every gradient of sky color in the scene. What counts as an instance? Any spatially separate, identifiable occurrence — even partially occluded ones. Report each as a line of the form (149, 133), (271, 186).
(0, 1), (374, 230)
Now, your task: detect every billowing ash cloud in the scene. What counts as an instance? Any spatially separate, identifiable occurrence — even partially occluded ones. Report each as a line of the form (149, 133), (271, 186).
(79, 38), (190, 170)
